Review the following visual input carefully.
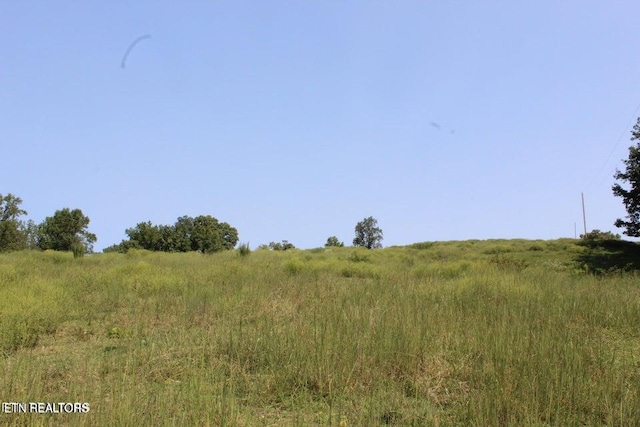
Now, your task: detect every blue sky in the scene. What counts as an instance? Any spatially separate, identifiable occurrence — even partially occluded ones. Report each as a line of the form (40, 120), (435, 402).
(3, 2), (640, 251)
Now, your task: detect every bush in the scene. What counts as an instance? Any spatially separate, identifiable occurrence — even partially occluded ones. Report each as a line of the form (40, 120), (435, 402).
(238, 242), (251, 257)
(268, 240), (295, 251)
(325, 236), (344, 247)
(348, 251), (370, 263)
(580, 229), (621, 241)
(71, 242), (85, 258)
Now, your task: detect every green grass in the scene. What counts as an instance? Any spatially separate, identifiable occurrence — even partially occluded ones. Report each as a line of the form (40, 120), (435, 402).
(1, 240), (640, 425)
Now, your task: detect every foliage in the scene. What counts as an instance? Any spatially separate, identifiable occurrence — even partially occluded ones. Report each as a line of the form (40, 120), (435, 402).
(613, 117), (640, 236)
(268, 240), (295, 251)
(353, 216), (383, 249)
(580, 229), (621, 241)
(125, 221), (162, 251)
(111, 215), (238, 253)
(71, 242), (85, 259)
(23, 220), (40, 250)
(348, 250), (370, 263)
(238, 242), (251, 257)
(37, 208), (97, 253)
(324, 236), (344, 247)
(576, 237), (640, 274)
(0, 193), (29, 251)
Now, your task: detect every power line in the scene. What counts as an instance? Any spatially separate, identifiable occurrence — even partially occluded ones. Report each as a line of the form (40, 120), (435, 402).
(586, 101), (640, 190)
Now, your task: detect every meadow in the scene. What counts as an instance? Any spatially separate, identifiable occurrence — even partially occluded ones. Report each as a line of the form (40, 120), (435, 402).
(1, 239), (639, 426)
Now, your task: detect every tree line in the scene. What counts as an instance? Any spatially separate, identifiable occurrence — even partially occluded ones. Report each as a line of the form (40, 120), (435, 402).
(6, 114), (640, 257)
(103, 216), (239, 254)
(0, 195), (96, 254)
(0, 194), (386, 255)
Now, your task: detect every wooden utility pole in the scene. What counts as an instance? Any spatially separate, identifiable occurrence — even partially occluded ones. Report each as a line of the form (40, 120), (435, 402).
(581, 192), (587, 238)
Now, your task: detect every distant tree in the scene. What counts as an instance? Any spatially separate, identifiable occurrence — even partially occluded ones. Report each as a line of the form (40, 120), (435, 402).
(191, 215), (224, 253)
(580, 229), (621, 241)
(268, 241), (282, 251)
(353, 216), (383, 249)
(325, 236), (344, 247)
(0, 193), (28, 251)
(111, 215), (238, 253)
(103, 240), (139, 253)
(217, 221), (239, 250)
(37, 208), (97, 252)
(125, 221), (162, 251)
(24, 220), (40, 250)
(613, 117), (640, 237)
(172, 216), (195, 252)
(268, 240), (295, 251)
(157, 224), (178, 252)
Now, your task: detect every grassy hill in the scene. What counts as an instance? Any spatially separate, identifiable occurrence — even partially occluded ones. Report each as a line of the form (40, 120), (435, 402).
(1, 239), (640, 425)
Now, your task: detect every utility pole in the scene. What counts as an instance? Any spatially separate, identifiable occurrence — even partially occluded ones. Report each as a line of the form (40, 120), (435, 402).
(581, 192), (587, 238)
(574, 222), (577, 239)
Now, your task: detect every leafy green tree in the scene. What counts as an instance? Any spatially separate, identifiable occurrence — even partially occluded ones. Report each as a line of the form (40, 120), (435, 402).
(37, 208), (97, 252)
(353, 216), (383, 249)
(173, 216), (195, 252)
(325, 236), (344, 247)
(157, 224), (178, 252)
(24, 220), (40, 250)
(0, 193), (28, 251)
(111, 215), (238, 253)
(102, 240), (139, 253)
(191, 215), (224, 253)
(125, 221), (162, 251)
(268, 240), (295, 251)
(613, 118), (640, 236)
(217, 221), (239, 250)
(580, 229), (621, 241)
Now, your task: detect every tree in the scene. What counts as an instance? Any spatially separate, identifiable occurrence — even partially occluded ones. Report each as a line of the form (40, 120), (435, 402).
(37, 208), (97, 252)
(172, 216), (195, 252)
(325, 236), (344, 247)
(109, 215), (238, 253)
(268, 240), (295, 251)
(191, 215), (231, 253)
(217, 221), (239, 250)
(125, 221), (162, 251)
(613, 117), (640, 237)
(580, 229), (621, 241)
(0, 193), (28, 251)
(353, 216), (383, 249)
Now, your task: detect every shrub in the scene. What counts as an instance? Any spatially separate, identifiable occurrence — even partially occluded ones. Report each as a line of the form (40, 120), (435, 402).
(269, 240), (295, 251)
(580, 229), (621, 241)
(71, 242), (85, 258)
(325, 236), (344, 247)
(348, 251), (370, 263)
(238, 242), (251, 257)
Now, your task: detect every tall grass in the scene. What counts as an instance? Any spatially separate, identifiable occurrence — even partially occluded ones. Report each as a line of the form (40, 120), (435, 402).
(1, 241), (639, 425)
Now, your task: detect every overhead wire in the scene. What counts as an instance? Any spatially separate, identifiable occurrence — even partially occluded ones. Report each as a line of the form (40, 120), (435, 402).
(586, 101), (640, 191)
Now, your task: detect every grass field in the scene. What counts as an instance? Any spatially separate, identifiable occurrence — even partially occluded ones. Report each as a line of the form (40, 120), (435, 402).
(1, 239), (640, 426)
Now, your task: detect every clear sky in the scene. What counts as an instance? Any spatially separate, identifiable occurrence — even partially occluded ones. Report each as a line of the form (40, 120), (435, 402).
(3, 2), (640, 251)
